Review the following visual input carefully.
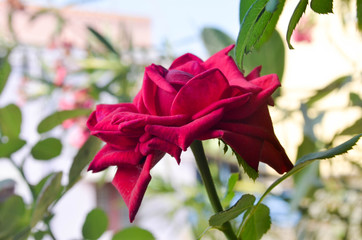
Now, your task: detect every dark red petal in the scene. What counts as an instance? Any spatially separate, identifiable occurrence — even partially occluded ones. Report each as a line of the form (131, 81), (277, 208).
(90, 131), (139, 150)
(171, 69), (229, 116)
(139, 138), (182, 164)
(88, 144), (143, 172)
(146, 108), (224, 150)
(169, 53), (204, 70)
(192, 93), (251, 120)
(203, 45), (261, 93)
(246, 66), (262, 81)
(224, 74), (280, 120)
(143, 64), (177, 115)
(112, 153), (164, 222)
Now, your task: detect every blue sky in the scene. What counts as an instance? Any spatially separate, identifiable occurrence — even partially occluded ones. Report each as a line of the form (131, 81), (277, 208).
(30, 0), (240, 57)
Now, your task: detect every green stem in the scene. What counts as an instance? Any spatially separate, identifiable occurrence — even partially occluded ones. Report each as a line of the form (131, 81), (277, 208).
(190, 140), (237, 240)
(8, 157), (36, 200)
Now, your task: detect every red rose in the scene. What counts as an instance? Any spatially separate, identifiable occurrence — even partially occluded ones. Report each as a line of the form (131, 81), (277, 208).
(87, 45), (293, 222)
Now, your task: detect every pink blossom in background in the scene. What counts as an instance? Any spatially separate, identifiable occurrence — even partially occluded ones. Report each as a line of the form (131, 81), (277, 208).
(293, 16), (315, 43)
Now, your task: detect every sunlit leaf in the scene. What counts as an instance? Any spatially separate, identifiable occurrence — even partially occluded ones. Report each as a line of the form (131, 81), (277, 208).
(358, 0), (362, 30)
(349, 92), (362, 107)
(339, 118), (362, 136)
(310, 0), (333, 14)
(240, 204), (270, 240)
(31, 138), (62, 160)
(67, 136), (101, 189)
(82, 208), (108, 240)
(286, 0), (309, 49)
(112, 227), (155, 240)
(0, 104), (22, 138)
(210, 194), (255, 226)
(88, 26), (120, 57)
(31, 172), (62, 227)
(239, 0), (256, 24)
(37, 109), (92, 133)
(0, 57), (11, 95)
(243, 30), (285, 81)
(305, 75), (352, 107)
(201, 27), (235, 56)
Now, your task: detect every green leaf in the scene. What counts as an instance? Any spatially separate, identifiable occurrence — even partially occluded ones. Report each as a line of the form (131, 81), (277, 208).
(236, 0), (286, 69)
(236, 0), (270, 68)
(37, 109), (92, 133)
(0, 195), (27, 239)
(222, 173), (239, 206)
(239, 134), (362, 238)
(82, 208), (108, 240)
(112, 226), (155, 240)
(239, 0), (256, 24)
(0, 138), (26, 158)
(243, 30), (285, 81)
(235, 151), (259, 181)
(31, 172), (62, 227)
(67, 136), (101, 189)
(0, 57), (11, 96)
(349, 92), (362, 107)
(286, 0), (309, 49)
(296, 134), (361, 165)
(209, 194), (255, 226)
(358, 0), (362, 30)
(201, 27), (235, 56)
(255, 0), (286, 50)
(310, 0), (333, 14)
(339, 118), (362, 136)
(240, 204), (271, 240)
(31, 138), (62, 160)
(0, 104), (22, 138)
(32, 173), (53, 199)
(305, 75), (352, 107)
(88, 26), (120, 57)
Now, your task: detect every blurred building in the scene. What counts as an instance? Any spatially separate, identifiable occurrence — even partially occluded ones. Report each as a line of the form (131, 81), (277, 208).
(0, 1), (151, 49)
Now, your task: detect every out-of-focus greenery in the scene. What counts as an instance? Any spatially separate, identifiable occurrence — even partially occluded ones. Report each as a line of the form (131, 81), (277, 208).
(0, 0), (361, 239)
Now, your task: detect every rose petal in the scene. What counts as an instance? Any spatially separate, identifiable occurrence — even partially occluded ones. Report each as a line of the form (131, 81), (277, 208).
(171, 69), (229, 116)
(203, 45), (261, 93)
(140, 138), (182, 164)
(192, 93), (251, 120)
(143, 64), (178, 115)
(87, 103), (137, 130)
(146, 108), (224, 150)
(246, 66), (262, 81)
(112, 153), (163, 222)
(224, 75), (280, 120)
(90, 130), (139, 150)
(169, 53), (204, 72)
(88, 144), (143, 172)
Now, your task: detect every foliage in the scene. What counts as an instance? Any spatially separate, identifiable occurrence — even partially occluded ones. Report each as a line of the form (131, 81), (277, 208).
(0, 0), (361, 239)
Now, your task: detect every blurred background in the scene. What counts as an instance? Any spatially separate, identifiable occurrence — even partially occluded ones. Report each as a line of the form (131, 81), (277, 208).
(0, 0), (361, 239)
